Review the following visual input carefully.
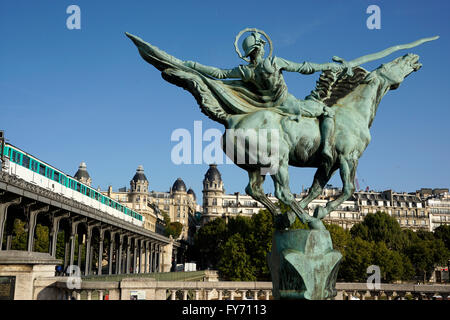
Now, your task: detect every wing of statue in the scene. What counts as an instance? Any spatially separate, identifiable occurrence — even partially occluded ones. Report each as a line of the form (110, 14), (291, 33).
(306, 67), (370, 107)
(126, 33), (268, 125)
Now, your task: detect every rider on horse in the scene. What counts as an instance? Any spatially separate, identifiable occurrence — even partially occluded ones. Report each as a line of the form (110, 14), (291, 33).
(184, 31), (345, 172)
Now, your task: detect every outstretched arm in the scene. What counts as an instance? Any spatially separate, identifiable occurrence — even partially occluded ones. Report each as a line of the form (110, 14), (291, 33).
(276, 57), (343, 74)
(184, 61), (242, 79)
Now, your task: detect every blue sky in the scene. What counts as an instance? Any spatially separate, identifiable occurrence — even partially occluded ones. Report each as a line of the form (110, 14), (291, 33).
(1, 0), (449, 204)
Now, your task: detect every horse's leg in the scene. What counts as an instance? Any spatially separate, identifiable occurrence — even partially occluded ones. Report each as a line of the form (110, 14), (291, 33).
(298, 164), (338, 210)
(314, 155), (358, 220)
(271, 159), (326, 230)
(245, 170), (280, 216)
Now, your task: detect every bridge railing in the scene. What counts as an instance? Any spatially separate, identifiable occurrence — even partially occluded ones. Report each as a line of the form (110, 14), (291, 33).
(34, 277), (450, 300)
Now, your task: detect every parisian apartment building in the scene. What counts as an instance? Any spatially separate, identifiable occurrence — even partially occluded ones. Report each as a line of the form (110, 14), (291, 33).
(200, 164), (449, 232)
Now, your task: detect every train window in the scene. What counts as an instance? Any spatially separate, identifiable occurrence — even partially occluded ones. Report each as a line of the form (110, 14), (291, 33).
(76, 183), (81, 192)
(86, 188), (90, 197)
(31, 161), (38, 172)
(22, 156), (30, 169)
(61, 176), (66, 185)
(54, 172), (60, 182)
(46, 168), (53, 179)
(11, 150), (20, 163)
(95, 192), (99, 200)
(39, 164), (46, 176)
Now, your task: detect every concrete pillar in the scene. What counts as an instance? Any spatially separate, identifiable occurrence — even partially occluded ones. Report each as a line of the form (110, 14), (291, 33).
(98, 232), (104, 275)
(49, 212), (69, 257)
(144, 241), (149, 273)
(69, 218), (86, 268)
(0, 195), (21, 250)
(116, 234), (123, 274)
(133, 238), (138, 274)
(77, 237), (83, 269)
(109, 234), (116, 275)
(156, 244), (161, 272)
(149, 242), (154, 273)
(63, 233), (70, 271)
(139, 240), (145, 273)
(126, 237), (131, 274)
(26, 204), (49, 252)
(84, 227), (93, 276)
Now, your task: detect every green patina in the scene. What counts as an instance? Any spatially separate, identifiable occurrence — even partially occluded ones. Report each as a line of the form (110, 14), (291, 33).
(126, 28), (437, 299)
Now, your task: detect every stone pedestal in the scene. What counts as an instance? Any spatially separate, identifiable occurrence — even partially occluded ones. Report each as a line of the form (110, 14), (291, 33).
(268, 229), (342, 300)
(0, 250), (61, 300)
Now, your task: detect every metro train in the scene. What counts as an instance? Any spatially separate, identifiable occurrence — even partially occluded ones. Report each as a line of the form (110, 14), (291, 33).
(1, 142), (144, 226)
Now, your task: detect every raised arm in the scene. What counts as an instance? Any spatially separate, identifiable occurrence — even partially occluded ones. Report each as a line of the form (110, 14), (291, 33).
(275, 57), (343, 74)
(184, 61), (242, 79)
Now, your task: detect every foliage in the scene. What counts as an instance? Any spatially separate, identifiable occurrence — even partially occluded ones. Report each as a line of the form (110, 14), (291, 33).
(338, 237), (374, 282)
(217, 234), (256, 281)
(160, 211), (183, 239)
(350, 211), (406, 250)
(166, 222), (183, 239)
(193, 218), (227, 269)
(404, 238), (449, 281)
(434, 225), (450, 250)
(192, 207), (450, 283)
(325, 223), (350, 256)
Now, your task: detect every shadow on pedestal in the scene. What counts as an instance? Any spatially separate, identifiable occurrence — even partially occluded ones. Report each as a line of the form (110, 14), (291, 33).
(268, 229), (342, 300)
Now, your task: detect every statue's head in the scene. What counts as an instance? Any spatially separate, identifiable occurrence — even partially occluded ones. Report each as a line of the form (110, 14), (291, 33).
(373, 53), (422, 90)
(242, 32), (266, 58)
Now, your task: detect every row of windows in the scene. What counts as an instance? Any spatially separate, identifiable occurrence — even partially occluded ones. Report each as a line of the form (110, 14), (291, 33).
(5, 146), (142, 221)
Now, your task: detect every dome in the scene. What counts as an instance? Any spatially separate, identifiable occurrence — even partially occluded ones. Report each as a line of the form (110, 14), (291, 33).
(172, 178), (187, 192)
(204, 164), (222, 182)
(187, 188), (196, 200)
(131, 165), (148, 182)
(74, 162), (90, 180)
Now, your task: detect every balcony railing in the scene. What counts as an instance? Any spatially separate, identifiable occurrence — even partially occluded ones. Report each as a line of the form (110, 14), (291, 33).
(34, 277), (450, 300)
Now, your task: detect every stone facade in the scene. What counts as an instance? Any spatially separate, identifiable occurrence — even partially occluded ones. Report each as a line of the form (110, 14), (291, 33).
(200, 165), (441, 231)
(101, 166), (199, 243)
(421, 190), (450, 230)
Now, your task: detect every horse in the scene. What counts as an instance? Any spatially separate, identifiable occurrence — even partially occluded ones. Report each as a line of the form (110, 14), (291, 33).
(222, 54), (422, 230)
(126, 33), (422, 230)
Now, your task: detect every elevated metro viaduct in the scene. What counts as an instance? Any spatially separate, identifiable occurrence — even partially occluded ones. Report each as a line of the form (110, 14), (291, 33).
(0, 170), (177, 276)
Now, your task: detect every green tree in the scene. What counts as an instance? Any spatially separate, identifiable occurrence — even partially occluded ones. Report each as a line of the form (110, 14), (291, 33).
(434, 225), (450, 250)
(248, 209), (274, 280)
(217, 233), (256, 281)
(405, 238), (450, 282)
(166, 222), (183, 239)
(193, 218), (227, 269)
(11, 219), (27, 251)
(34, 224), (49, 253)
(339, 237), (374, 282)
(350, 211), (406, 250)
(372, 241), (408, 282)
(325, 223), (350, 256)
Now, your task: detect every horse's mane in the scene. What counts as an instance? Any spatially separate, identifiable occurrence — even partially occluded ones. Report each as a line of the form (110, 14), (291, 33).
(306, 67), (370, 107)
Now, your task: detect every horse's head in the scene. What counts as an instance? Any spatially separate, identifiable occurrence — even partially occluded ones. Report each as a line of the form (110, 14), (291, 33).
(373, 53), (422, 90)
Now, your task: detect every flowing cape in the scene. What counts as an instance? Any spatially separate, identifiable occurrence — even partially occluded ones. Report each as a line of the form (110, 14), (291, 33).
(126, 33), (288, 125)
